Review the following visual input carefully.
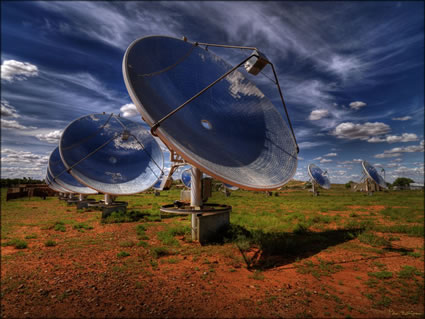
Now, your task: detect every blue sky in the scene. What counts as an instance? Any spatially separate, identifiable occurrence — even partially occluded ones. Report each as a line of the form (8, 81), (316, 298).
(1, 1), (424, 184)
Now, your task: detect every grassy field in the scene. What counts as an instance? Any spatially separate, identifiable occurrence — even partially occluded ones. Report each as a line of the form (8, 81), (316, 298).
(1, 185), (424, 318)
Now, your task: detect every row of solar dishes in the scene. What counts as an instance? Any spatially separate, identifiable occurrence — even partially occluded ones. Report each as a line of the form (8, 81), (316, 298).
(308, 161), (388, 190)
(46, 36), (386, 195)
(46, 113), (164, 195)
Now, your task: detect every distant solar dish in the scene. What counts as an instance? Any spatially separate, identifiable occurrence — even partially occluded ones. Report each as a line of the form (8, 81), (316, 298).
(362, 161), (388, 189)
(123, 35), (298, 191)
(48, 147), (97, 195)
(181, 168), (192, 188)
(59, 113), (163, 195)
(308, 164), (331, 190)
(224, 183), (239, 191)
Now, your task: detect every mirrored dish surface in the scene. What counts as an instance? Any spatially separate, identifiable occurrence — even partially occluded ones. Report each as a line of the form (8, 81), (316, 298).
(362, 161), (388, 189)
(49, 147), (97, 194)
(308, 164), (331, 190)
(46, 170), (70, 193)
(224, 183), (239, 191)
(59, 113), (164, 195)
(181, 169), (191, 188)
(153, 173), (165, 190)
(123, 35), (297, 191)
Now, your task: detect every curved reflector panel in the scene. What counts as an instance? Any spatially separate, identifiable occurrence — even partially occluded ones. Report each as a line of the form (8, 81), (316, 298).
(46, 169), (70, 193)
(308, 164), (331, 190)
(59, 113), (164, 195)
(181, 169), (191, 188)
(49, 147), (97, 195)
(362, 161), (387, 189)
(123, 35), (297, 191)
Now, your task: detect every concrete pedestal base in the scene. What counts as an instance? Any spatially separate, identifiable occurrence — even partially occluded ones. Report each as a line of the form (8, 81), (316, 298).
(76, 199), (97, 209)
(195, 210), (230, 245)
(160, 203), (231, 245)
(100, 202), (128, 219)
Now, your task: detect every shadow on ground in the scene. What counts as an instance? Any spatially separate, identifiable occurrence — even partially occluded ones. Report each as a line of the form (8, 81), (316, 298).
(220, 225), (365, 270)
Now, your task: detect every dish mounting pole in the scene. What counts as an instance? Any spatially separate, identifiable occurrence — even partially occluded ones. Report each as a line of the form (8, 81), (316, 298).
(190, 166), (202, 240)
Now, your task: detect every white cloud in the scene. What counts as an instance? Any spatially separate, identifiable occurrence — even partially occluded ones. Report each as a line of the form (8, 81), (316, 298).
(324, 152), (337, 157)
(1, 119), (36, 130)
(320, 158), (332, 163)
(349, 101), (367, 110)
(392, 116), (412, 121)
(1, 100), (19, 118)
(332, 122), (391, 140)
(308, 109), (329, 121)
(374, 140), (424, 158)
(375, 153), (402, 159)
(1, 60), (39, 82)
(367, 133), (418, 144)
(36, 130), (62, 144)
(313, 156), (322, 161)
(353, 159), (363, 163)
(120, 103), (139, 118)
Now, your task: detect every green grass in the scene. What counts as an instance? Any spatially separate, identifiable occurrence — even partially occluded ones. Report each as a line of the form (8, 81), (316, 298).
(296, 259), (343, 279)
(368, 271), (393, 279)
(119, 241), (135, 248)
(45, 240), (57, 247)
(358, 232), (389, 247)
(117, 251), (130, 258)
(2, 239), (28, 249)
(24, 234), (37, 239)
(73, 222), (93, 232)
(151, 246), (171, 258)
(54, 221), (66, 232)
(398, 266), (422, 279)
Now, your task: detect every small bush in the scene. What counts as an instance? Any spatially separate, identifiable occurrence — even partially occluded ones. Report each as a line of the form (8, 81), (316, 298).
(45, 240), (57, 247)
(250, 270), (265, 280)
(25, 234), (37, 239)
(54, 221), (66, 232)
(151, 246), (170, 258)
(2, 239), (28, 249)
(117, 251), (130, 258)
(136, 224), (149, 240)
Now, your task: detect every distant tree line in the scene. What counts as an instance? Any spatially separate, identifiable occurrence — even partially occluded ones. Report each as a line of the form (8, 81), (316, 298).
(1, 177), (45, 188)
(345, 177), (415, 189)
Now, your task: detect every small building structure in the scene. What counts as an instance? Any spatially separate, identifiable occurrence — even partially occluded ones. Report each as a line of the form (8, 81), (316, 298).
(409, 183), (424, 190)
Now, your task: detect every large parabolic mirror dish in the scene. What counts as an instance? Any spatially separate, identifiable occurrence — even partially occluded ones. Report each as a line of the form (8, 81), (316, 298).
(362, 161), (387, 189)
(59, 113), (164, 195)
(123, 36), (298, 191)
(49, 147), (97, 195)
(308, 164), (331, 190)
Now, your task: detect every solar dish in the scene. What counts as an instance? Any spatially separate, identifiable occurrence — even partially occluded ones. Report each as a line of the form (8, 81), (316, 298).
(46, 169), (70, 193)
(181, 168), (191, 188)
(362, 161), (388, 189)
(308, 164), (331, 190)
(59, 113), (164, 195)
(224, 183), (239, 191)
(48, 147), (97, 195)
(123, 35), (298, 191)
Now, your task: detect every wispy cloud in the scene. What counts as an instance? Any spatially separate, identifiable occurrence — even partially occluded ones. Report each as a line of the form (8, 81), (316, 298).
(349, 101), (367, 110)
(392, 116), (412, 121)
